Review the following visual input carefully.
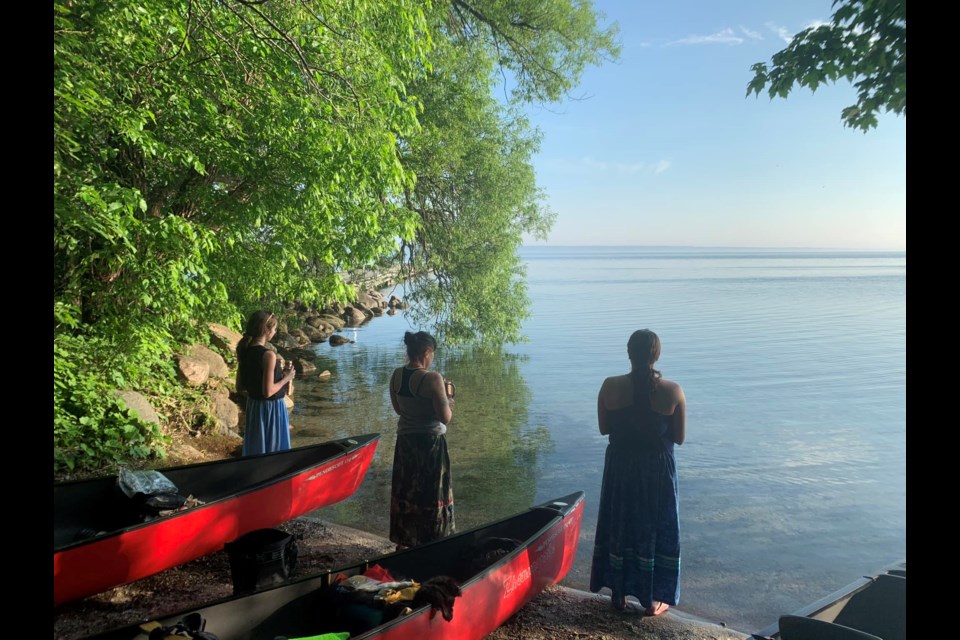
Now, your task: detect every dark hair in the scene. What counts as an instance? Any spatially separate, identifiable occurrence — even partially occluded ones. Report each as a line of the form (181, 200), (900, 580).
(627, 329), (662, 393)
(236, 310), (278, 360)
(403, 331), (437, 360)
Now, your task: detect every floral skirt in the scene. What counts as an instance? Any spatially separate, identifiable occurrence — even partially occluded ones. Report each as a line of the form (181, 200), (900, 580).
(389, 432), (455, 547)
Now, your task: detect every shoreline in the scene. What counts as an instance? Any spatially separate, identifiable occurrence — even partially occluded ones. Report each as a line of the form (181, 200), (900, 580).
(53, 516), (749, 640)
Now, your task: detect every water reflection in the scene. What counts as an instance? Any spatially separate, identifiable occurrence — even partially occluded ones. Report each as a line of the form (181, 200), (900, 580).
(290, 331), (553, 540)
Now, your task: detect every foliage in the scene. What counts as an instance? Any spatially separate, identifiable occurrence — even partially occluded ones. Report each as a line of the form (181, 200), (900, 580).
(53, 0), (617, 470)
(399, 36), (554, 345)
(747, 0), (905, 131)
(398, 0), (618, 344)
(54, 336), (170, 476)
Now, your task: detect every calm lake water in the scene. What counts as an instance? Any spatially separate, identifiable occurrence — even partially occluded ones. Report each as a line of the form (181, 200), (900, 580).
(292, 246), (906, 633)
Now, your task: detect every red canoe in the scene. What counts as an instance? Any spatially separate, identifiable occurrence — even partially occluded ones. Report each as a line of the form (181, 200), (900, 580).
(81, 491), (585, 640)
(54, 434), (380, 606)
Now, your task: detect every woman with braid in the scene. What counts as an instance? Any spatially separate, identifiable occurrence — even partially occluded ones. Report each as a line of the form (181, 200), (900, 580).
(590, 329), (686, 616)
(236, 310), (296, 455)
(388, 331), (456, 550)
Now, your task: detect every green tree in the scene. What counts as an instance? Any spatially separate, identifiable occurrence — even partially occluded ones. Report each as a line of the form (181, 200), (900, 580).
(53, 0), (618, 471)
(746, 0), (905, 131)
(399, 0), (619, 344)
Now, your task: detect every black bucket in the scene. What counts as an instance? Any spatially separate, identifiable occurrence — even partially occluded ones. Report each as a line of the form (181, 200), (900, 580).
(225, 528), (299, 595)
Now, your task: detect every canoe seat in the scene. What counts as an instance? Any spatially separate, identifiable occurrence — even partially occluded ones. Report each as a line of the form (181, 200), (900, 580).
(779, 615), (882, 640)
(832, 574), (905, 640)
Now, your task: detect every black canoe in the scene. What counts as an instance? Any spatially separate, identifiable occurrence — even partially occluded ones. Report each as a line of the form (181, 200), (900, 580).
(752, 560), (906, 640)
(55, 434), (380, 606)
(81, 491), (586, 640)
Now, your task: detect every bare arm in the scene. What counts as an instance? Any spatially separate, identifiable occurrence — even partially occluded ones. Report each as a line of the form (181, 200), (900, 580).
(597, 379), (611, 435)
(261, 350), (295, 398)
(423, 371), (453, 425)
(389, 369), (403, 415)
(670, 385), (686, 445)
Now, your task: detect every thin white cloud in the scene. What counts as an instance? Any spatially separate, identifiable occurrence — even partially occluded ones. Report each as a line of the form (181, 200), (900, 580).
(578, 156), (671, 176)
(765, 22), (794, 44)
(669, 28), (745, 46)
(740, 26), (764, 40)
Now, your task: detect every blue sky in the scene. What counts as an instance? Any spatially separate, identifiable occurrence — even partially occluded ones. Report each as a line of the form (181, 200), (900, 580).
(522, 0), (906, 250)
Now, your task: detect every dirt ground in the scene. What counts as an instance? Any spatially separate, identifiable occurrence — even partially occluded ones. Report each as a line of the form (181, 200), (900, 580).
(53, 516), (747, 640)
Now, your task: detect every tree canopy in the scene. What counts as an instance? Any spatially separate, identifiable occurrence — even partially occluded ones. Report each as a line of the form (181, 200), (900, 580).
(53, 0), (618, 472)
(746, 0), (905, 131)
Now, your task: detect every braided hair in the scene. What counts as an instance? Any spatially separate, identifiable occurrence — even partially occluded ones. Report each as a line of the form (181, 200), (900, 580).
(627, 329), (662, 398)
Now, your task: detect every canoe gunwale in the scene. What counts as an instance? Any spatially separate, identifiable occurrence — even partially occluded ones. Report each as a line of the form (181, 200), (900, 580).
(54, 434), (381, 606)
(750, 559), (906, 640)
(54, 434), (379, 554)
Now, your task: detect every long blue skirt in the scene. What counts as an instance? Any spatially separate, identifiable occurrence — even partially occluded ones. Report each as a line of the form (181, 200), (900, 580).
(242, 396), (291, 455)
(589, 444), (681, 607)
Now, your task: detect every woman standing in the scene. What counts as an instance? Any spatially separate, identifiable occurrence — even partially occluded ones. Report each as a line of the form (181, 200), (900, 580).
(590, 329), (686, 616)
(236, 310), (296, 455)
(388, 331), (456, 550)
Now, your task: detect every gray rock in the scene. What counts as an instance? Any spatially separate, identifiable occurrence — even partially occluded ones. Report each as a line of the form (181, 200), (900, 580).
(293, 359), (318, 376)
(208, 386), (240, 434)
(188, 344), (230, 379)
(114, 390), (161, 425)
(208, 323), (243, 353)
(319, 314), (346, 330)
(176, 355), (210, 386)
(343, 306), (367, 326)
(329, 334), (354, 346)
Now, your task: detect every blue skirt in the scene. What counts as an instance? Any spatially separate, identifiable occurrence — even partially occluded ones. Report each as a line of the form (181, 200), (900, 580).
(242, 396), (291, 455)
(589, 444), (681, 607)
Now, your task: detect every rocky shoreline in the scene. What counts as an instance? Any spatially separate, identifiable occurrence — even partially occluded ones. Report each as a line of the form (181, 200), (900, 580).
(88, 288), (409, 475)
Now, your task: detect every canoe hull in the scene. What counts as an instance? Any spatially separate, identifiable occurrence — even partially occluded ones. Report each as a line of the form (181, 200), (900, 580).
(82, 492), (585, 640)
(370, 494), (584, 640)
(751, 560), (906, 640)
(54, 435), (379, 606)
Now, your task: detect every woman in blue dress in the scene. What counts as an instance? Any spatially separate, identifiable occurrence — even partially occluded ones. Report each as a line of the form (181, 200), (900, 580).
(590, 329), (687, 616)
(236, 310), (296, 455)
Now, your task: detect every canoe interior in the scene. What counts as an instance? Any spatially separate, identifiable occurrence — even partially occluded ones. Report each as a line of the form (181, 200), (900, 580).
(86, 492), (584, 640)
(54, 435), (375, 551)
(752, 560), (905, 640)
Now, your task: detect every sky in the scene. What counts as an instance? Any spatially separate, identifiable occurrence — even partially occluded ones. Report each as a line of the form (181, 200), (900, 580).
(521, 0), (906, 250)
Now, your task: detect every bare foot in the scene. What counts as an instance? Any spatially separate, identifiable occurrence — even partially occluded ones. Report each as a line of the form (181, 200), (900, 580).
(645, 601), (670, 616)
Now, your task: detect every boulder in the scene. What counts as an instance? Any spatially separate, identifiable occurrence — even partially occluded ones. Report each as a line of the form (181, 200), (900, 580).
(318, 370), (332, 380)
(343, 306), (367, 326)
(272, 332), (299, 349)
(114, 390), (161, 425)
(208, 323), (243, 353)
(352, 302), (375, 318)
(303, 325), (329, 343)
(319, 315), (346, 330)
(208, 386), (240, 435)
(293, 359), (318, 376)
(188, 344), (230, 379)
(329, 334), (354, 346)
(356, 290), (384, 309)
(176, 355), (210, 386)
(288, 327), (311, 346)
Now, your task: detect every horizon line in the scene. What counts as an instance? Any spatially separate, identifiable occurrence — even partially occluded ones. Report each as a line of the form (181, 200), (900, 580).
(520, 243), (907, 252)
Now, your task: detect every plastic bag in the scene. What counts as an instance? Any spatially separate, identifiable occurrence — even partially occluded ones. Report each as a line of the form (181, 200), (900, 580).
(118, 468), (179, 499)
